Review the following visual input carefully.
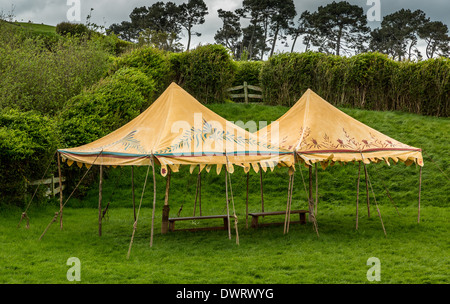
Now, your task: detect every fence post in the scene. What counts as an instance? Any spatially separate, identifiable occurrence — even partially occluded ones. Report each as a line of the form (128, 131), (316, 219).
(244, 81), (248, 104)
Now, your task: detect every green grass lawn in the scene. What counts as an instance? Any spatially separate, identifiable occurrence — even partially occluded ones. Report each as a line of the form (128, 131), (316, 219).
(0, 204), (448, 284)
(0, 103), (448, 284)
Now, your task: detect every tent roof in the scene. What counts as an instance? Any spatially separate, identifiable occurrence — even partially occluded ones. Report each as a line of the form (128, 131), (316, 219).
(59, 82), (292, 175)
(256, 89), (423, 168)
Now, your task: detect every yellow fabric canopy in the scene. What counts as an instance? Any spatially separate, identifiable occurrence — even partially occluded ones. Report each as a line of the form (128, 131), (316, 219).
(256, 89), (423, 168)
(59, 82), (292, 175)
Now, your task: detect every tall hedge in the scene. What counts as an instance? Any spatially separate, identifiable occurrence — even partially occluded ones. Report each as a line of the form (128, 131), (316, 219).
(260, 51), (450, 117)
(170, 44), (237, 103)
(232, 60), (264, 86)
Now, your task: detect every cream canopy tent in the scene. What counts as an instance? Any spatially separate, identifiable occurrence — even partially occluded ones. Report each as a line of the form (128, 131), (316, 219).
(46, 83), (293, 254)
(256, 89), (423, 168)
(255, 89), (424, 234)
(59, 82), (292, 174)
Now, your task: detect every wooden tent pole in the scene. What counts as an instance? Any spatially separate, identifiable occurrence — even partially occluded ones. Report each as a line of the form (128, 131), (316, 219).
(127, 163), (151, 259)
(225, 158), (239, 245)
(150, 155), (157, 247)
(309, 165), (320, 238)
(131, 166), (136, 221)
(284, 174), (293, 234)
(314, 163), (318, 216)
(245, 172), (249, 229)
(39, 151), (102, 241)
(356, 161), (361, 230)
(286, 174), (294, 234)
(297, 161), (319, 238)
(98, 164), (103, 237)
(193, 171), (200, 216)
(161, 167), (171, 234)
(364, 161), (371, 218)
(199, 171), (202, 216)
(259, 166), (264, 214)
(225, 166), (231, 240)
(308, 165), (313, 221)
(57, 152), (63, 230)
(366, 168), (387, 237)
(418, 166), (422, 223)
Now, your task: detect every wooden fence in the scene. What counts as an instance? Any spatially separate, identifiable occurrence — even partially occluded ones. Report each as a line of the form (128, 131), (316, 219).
(227, 82), (263, 103)
(26, 174), (65, 197)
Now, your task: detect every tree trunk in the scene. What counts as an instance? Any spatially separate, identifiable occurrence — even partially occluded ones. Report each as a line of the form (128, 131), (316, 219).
(186, 28), (192, 51)
(336, 26), (343, 56)
(291, 32), (299, 53)
(270, 25), (279, 58)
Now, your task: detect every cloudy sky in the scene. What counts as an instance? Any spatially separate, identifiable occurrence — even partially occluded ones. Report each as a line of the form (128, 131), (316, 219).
(3, 0), (450, 55)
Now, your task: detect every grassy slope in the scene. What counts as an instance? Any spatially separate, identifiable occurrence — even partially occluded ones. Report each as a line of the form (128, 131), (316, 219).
(16, 22), (56, 35)
(0, 103), (449, 284)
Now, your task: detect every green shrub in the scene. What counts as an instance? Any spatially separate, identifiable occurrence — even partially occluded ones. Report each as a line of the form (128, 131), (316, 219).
(0, 109), (59, 204)
(261, 51), (326, 106)
(171, 44), (237, 103)
(56, 22), (89, 37)
(59, 67), (156, 148)
(58, 67), (156, 198)
(0, 33), (111, 116)
(109, 46), (172, 95)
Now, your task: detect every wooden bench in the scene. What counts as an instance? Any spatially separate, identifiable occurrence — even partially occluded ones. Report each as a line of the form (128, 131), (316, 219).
(168, 215), (229, 232)
(248, 210), (309, 228)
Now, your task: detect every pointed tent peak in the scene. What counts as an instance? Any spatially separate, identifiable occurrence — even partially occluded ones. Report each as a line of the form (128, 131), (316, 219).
(297, 88), (332, 107)
(155, 81), (206, 109)
(166, 82), (185, 92)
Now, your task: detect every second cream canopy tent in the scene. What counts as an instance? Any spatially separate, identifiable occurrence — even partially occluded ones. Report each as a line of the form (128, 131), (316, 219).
(256, 89), (423, 167)
(255, 89), (424, 234)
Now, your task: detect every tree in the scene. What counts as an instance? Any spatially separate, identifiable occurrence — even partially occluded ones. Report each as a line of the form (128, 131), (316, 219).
(267, 0), (296, 57)
(178, 0), (208, 51)
(370, 9), (429, 60)
(309, 1), (370, 56)
(289, 10), (316, 53)
(108, 21), (138, 42)
(138, 29), (184, 52)
(418, 21), (450, 58)
(214, 9), (242, 57)
(239, 0), (296, 59)
(240, 23), (267, 60)
(109, 2), (183, 51)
